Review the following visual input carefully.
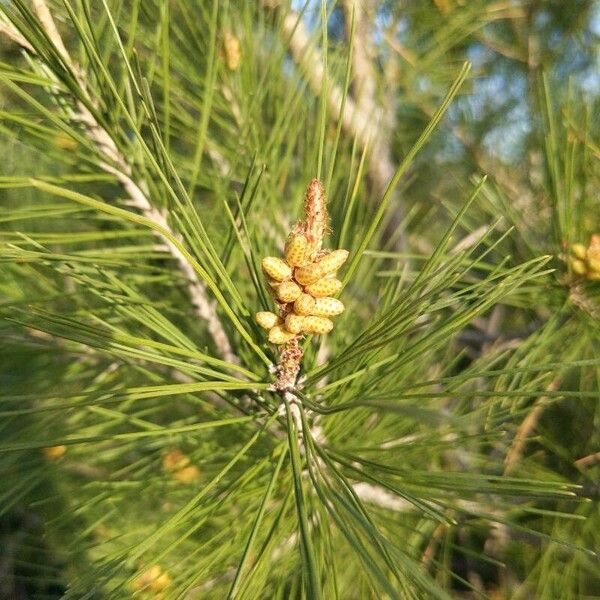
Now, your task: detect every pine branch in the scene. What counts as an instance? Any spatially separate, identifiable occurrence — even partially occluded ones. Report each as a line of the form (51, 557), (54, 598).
(504, 380), (558, 475)
(2, 1), (240, 366)
(261, 0), (401, 229)
(575, 452), (600, 469)
(1, 3), (597, 596)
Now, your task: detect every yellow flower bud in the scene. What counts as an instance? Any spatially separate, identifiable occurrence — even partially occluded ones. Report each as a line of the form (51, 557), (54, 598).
(276, 280), (302, 303)
(256, 311), (282, 330)
(302, 316), (333, 334)
(588, 271), (600, 281)
(285, 313), (306, 334)
(294, 263), (324, 285)
(305, 277), (343, 298)
(570, 243), (587, 260)
(262, 257), (292, 281)
(315, 249), (349, 275)
(294, 293), (316, 315)
(268, 325), (296, 344)
(312, 297), (345, 317)
(285, 234), (310, 267)
(569, 257), (587, 276)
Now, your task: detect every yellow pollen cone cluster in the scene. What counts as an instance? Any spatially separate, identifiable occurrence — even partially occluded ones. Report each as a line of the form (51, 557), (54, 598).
(221, 31), (241, 71)
(257, 233), (348, 344)
(43, 445), (67, 460)
(162, 448), (199, 483)
(132, 564), (172, 595)
(568, 234), (600, 281)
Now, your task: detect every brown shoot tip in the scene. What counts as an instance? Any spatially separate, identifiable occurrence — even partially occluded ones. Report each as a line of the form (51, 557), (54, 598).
(303, 179), (329, 249)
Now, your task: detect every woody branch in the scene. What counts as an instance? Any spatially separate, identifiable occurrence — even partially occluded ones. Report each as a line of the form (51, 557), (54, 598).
(1, 2), (239, 365)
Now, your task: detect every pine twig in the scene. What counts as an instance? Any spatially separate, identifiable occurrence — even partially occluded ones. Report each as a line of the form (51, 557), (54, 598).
(574, 452), (600, 469)
(503, 380), (559, 475)
(272, 179), (330, 392)
(3, 2), (239, 365)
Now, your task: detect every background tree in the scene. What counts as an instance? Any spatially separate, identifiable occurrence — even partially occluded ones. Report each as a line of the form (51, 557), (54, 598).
(0, 1), (599, 598)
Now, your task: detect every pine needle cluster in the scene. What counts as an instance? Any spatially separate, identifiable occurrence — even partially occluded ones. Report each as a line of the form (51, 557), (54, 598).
(0, 1), (598, 599)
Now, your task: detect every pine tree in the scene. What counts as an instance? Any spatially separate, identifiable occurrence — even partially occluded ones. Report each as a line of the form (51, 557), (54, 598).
(0, 1), (598, 598)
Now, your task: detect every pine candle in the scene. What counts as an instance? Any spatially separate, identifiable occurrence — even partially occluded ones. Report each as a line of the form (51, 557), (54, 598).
(255, 180), (349, 390)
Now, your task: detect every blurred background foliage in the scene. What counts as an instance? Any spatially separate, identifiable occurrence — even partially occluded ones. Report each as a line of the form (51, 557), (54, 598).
(0, 0), (599, 598)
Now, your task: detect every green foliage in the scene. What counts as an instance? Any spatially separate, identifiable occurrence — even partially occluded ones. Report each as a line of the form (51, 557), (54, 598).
(0, 1), (599, 599)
